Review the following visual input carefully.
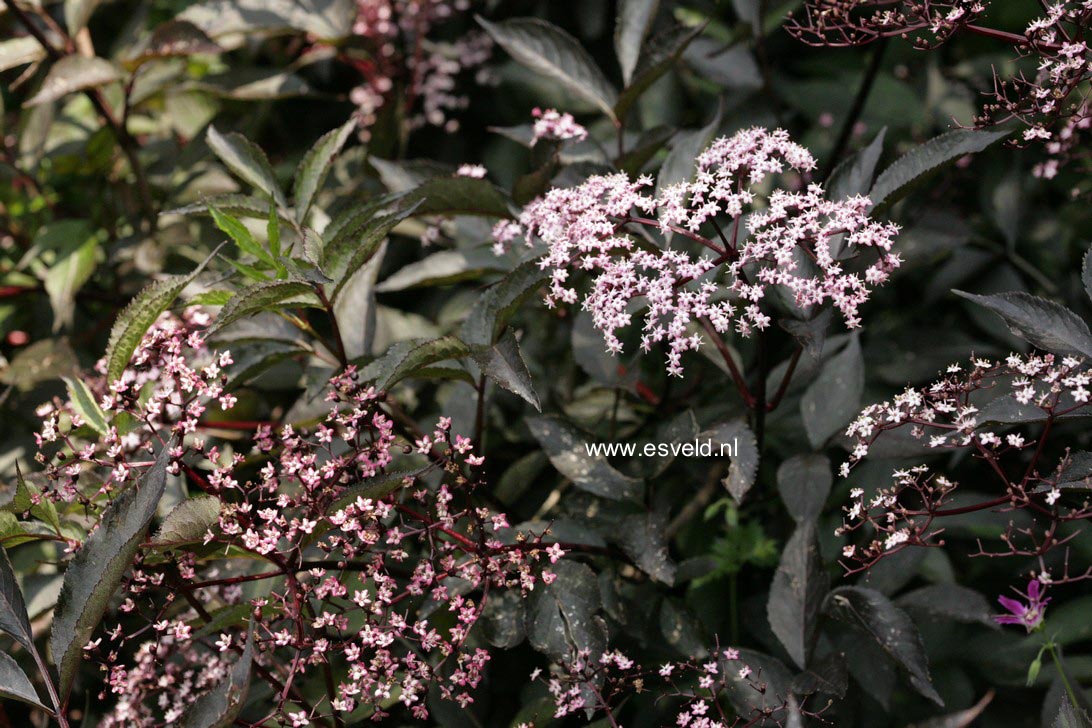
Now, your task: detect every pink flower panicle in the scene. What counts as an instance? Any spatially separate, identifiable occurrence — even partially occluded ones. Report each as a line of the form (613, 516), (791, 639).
(347, 0), (491, 139)
(537, 645), (800, 727)
(838, 353), (1092, 571)
(33, 315), (567, 725)
(494, 126), (900, 376)
(788, 1), (1092, 174)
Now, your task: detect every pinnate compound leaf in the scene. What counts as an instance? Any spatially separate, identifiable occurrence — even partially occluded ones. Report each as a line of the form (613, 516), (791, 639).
(823, 586), (943, 706)
(181, 627), (254, 728)
(470, 330), (540, 410)
(801, 334), (864, 448)
(0, 651), (48, 711)
(105, 252), (215, 385)
(26, 56), (122, 107)
(955, 290), (1092, 359)
(615, 0), (660, 85)
(209, 280), (320, 334)
(206, 125), (287, 208)
(0, 547), (34, 652)
(477, 16), (618, 120)
(527, 415), (643, 501)
(776, 453), (832, 523)
(51, 443), (172, 698)
(294, 120), (356, 222)
(152, 496), (221, 547)
(868, 128), (1010, 210)
(767, 522), (829, 669)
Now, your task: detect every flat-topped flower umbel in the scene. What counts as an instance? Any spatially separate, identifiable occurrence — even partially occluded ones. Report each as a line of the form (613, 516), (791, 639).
(496, 126), (900, 376)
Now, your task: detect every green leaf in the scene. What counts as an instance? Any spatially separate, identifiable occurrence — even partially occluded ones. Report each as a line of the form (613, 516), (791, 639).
(152, 496), (221, 547)
(827, 127), (887, 200)
(104, 252), (214, 384)
(209, 207), (273, 267)
(51, 443), (172, 698)
(526, 414), (643, 501)
(614, 23), (702, 122)
(294, 120), (355, 222)
(615, 0), (660, 85)
(0, 37), (47, 74)
(324, 203), (420, 300)
(776, 453), (832, 523)
(954, 290), (1092, 359)
(63, 377), (109, 435)
(470, 330), (540, 410)
(206, 125), (287, 209)
(25, 56), (122, 107)
(209, 280), (320, 334)
(0, 651), (48, 712)
(6, 466), (61, 534)
(1, 338), (79, 392)
(44, 234), (100, 332)
(527, 560), (606, 665)
(181, 627), (254, 728)
(767, 522), (828, 669)
(330, 471), (416, 512)
(461, 261), (549, 347)
(401, 176), (511, 218)
(823, 586), (944, 706)
(868, 128), (1010, 210)
(800, 334), (863, 448)
(361, 337), (470, 391)
(0, 547), (35, 652)
(477, 16), (619, 121)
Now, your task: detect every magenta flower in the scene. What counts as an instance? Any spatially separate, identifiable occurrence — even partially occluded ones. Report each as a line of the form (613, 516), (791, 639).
(994, 579), (1051, 632)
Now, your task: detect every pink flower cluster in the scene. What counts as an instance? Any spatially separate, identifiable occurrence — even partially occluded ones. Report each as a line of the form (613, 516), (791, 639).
(495, 127), (900, 375)
(788, 1), (1092, 175)
(33, 316), (570, 725)
(346, 0), (491, 139)
(838, 353), (1092, 574)
(34, 308), (229, 504)
(531, 644), (800, 727)
(530, 108), (588, 144)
